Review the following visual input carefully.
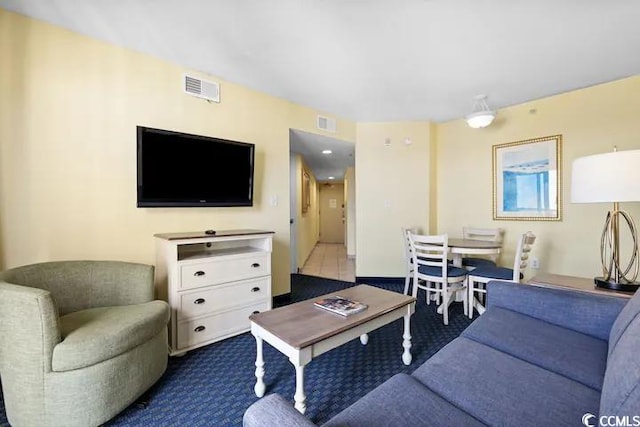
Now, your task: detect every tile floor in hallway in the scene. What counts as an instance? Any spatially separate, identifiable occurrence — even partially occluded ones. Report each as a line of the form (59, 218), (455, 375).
(300, 242), (355, 282)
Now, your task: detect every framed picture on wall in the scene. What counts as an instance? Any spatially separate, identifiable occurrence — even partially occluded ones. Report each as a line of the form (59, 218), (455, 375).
(493, 135), (563, 221)
(302, 168), (311, 214)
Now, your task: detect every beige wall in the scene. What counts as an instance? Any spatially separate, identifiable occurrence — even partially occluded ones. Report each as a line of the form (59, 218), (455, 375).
(345, 167), (356, 257)
(355, 122), (432, 277)
(2, 9), (640, 288)
(437, 76), (640, 279)
(294, 154), (320, 268)
(0, 9), (356, 295)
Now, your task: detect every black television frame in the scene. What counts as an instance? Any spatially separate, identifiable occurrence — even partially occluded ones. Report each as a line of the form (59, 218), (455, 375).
(136, 126), (255, 208)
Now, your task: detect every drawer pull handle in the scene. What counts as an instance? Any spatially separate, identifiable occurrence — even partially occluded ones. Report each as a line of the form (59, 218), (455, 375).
(194, 298), (206, 304)
(252, 311), (260, 315)
(251, 263), (260, 268)
(194, 271), (206, 277)
(194, 325), (206, 332)
(251, 287), (260, 293)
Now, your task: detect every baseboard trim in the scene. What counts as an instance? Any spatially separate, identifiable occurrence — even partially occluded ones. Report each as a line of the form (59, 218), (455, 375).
(273, 293), (292, 305)
(356, 276), (404, 285)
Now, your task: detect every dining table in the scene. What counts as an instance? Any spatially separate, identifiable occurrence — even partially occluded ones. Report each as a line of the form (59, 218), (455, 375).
(437, 238), (502, 315)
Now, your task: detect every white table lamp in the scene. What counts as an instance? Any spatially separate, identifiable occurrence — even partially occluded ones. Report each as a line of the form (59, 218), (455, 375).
(571, 148), (640, 291)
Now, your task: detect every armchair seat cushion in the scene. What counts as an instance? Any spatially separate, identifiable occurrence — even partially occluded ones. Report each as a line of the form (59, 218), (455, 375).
(52, 300), (170, 372)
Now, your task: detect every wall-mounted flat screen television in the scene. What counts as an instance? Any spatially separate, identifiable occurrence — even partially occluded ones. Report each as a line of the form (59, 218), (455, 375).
(137, 126), (255, 207)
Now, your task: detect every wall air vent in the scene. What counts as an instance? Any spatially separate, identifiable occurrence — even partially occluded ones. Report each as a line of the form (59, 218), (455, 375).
(183, 74), (220, 103)
(317, 115), (337, 133)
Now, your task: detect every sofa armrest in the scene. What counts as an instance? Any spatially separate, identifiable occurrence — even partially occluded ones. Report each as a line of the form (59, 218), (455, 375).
(243, 394), (316, 427)
(486, 280), (628, 340)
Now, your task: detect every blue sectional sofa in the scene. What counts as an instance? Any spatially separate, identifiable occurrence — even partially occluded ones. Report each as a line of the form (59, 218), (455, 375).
(243, 280), (640, 426)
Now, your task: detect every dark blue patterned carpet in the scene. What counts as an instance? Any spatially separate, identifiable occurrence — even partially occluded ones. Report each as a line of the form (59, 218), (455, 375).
(0, 274), (473, 426)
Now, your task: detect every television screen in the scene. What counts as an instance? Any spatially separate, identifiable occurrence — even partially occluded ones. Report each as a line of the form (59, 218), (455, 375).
(137, 126), (255, 207)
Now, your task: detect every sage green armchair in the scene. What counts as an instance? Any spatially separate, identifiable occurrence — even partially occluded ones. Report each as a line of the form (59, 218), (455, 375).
(0, 260), (170, 427)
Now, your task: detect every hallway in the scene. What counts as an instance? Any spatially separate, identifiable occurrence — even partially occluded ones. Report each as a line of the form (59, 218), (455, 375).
(300, 243), (355, 282)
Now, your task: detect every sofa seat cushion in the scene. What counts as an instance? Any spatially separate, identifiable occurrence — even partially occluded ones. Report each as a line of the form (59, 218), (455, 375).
(52, 301), (170, 372)
(412, 337), (600, 427)
(323, 373), (485, 427)
(462, 307), (608, 390)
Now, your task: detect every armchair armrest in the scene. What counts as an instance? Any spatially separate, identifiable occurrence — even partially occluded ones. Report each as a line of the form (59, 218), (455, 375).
(486, 280), (628, 340)
(243, 394), (316, 427)
(0, 281), (61, 371)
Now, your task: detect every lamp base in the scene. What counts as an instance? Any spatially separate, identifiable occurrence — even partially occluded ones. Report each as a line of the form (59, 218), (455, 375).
(594, 277), (640, 293)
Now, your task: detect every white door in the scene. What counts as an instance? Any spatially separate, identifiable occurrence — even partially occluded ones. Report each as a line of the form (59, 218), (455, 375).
(319, 183), (345, 243)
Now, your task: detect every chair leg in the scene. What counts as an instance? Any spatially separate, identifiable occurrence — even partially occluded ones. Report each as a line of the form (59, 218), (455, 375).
(442, 288), (449, 326)
(462, 284), (468, 317)
(404, 274), (410, 295)
(467, 278), (474, 319)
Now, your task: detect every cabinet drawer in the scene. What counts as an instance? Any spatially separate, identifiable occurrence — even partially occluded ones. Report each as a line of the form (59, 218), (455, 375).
(177, 277), (270, 320)
(179, 253), (270, 290)
(177, 301), (269, 349)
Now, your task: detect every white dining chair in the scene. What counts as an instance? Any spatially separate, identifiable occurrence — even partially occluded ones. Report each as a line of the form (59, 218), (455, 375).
(401, 227), (417, 295)
(467, 231), (536, 318)
(408, 232), (468, 325)
(461, 226), (505, 270)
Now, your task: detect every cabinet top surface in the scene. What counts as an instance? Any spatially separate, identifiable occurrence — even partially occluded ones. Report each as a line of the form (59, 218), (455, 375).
(154, 229), (275, 240)
(527, 273), (634, 299)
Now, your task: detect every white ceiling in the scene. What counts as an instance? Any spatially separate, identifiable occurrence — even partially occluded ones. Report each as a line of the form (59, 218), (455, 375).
(2, 0), (640, 180)
(290, 130), (354, 182)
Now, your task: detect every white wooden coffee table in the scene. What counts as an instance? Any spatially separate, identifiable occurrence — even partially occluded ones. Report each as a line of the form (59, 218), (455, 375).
(249, 284), (416, 413)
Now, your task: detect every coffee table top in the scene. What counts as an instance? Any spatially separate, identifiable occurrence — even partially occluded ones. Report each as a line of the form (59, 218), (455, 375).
(249, 284), (416, 349)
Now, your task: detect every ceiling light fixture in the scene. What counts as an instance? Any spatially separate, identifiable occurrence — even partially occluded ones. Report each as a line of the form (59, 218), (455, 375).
(328, 176), (335, 180)
(466, 95), (496, 129)
(322, 149), (332, 154)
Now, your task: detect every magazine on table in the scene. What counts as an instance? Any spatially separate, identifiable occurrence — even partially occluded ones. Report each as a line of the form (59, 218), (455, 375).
(313, 295), (368, 316)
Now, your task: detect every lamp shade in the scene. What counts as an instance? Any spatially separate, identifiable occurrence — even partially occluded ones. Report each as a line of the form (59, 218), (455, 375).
(466, 111), (496, 129)
(571, 149), (640, 203)
(465, 95), (496, 129)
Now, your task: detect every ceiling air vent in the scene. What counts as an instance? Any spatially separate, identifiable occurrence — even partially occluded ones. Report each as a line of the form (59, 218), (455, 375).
(183, 74), (220, 103)
(317, 115), (336, 133)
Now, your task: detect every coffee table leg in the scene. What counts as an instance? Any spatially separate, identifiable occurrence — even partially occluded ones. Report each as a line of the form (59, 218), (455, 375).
(402, 311), (412, 365)
(360, 333), (369, 345)
(253, 335), (266, 397)
(293, 362), (306, 413)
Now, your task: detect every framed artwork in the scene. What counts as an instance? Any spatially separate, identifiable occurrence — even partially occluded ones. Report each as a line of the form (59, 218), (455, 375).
(493, 135), (562, 221)
(301, 168), (311, 214)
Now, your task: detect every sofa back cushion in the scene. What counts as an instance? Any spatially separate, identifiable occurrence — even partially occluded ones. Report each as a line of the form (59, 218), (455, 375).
(601, 290), (640, 416)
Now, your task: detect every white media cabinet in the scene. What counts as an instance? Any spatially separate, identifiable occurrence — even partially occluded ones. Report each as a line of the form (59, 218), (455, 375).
(154, 229), (274, 356)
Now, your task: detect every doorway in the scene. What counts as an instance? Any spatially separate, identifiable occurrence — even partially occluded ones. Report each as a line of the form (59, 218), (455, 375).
(289, 128), (356, 282)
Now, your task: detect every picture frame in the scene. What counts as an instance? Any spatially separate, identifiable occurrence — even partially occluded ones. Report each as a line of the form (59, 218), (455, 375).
(301, 168), (311, 214)
(493, 135), (562, 221)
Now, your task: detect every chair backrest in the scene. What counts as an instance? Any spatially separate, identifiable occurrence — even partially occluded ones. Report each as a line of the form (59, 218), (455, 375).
(463, 226), (504, 262)
(401, 227), (412, 269)
(512, 231), (536, 281)
(408, 232), (449, 280)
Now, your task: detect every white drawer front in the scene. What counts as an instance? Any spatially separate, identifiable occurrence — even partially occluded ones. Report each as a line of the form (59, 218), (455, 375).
(178, 277), (270, 320)
(179, 253), (270, 290)
(177, 301), (269, 349)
